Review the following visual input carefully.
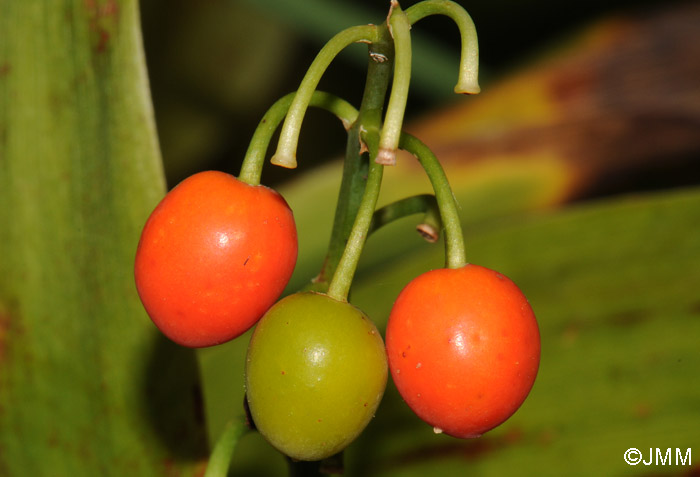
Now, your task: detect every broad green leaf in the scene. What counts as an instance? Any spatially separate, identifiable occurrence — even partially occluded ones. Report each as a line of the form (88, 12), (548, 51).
(202, 165), (700, 475)
(0, 0), (206, 474)
(347, 186), (700, 476)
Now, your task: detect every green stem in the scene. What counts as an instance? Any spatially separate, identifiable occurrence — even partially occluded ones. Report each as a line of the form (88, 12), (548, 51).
(376, 2), (412, 166)
(203, 417), (250, 477)
(311, 26), (395, 290)
(238, 91), (359, 186)
(405, 0), (480, 94)
(271, 25), (378, 169)
(369, 194), (442, 243)
(399, 133), (466, 269)
(327, 130), (383, 302)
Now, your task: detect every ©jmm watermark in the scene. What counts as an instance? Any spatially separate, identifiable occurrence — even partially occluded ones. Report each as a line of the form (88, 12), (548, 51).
(624, 448), (692, 466)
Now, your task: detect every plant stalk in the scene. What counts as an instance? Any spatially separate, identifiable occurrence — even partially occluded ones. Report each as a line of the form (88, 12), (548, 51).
(399, 133), (467, 268)
(310, 25), (395, 291)
(327, 131), (384, 302)
(271, 25), (377, 169)
(239, 91), (358, 186)
(203, 417), (250, 477)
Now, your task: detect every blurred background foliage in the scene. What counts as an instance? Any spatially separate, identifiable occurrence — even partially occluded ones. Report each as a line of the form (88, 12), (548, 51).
(1, 0), (699, 475)
(139, 0), (699, 189)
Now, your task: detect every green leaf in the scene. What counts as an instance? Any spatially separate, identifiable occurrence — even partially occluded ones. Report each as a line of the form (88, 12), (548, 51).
(0, 0), (206, 474)
(348, 186), (700, 476)
(201, 171), (700, 474)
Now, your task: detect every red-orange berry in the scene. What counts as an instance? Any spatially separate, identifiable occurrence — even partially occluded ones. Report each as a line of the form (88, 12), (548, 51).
(134, 170), (297, 347)
(385, 264), (540, 438)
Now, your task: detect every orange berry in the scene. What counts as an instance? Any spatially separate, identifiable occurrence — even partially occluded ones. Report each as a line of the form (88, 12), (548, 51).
(386, 264), (540, 438)
(134, 171), (297, 347)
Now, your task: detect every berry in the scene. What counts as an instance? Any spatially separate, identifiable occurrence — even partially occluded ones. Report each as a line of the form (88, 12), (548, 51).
(134, 170), (297, 347)
(385, 264), (540, 438)
(245, 292), (387, 461)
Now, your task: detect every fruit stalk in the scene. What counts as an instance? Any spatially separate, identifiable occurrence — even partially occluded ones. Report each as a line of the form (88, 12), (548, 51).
(399, 133), (467, 269)
(271, 25), (378, 169)
(311, 24), (395, 290)
(239, 91), (359, 185)
(327, 131), (384, 302)
(203, 417), (250, 477)
(405, 0), (480, 94)
(369, 194), (442, 242)
(376, 2), (412, 166)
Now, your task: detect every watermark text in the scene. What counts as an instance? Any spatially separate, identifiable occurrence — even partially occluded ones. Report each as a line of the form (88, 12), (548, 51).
(624, 448), (692, 466)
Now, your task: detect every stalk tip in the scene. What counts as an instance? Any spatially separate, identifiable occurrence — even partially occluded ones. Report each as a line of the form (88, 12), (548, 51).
(454, 79), (480, 95)
(270, 153), (298, 169)
(416, 223), (439, 243)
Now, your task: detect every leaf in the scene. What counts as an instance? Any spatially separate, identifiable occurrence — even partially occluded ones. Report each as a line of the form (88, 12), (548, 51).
(345, 186), (700, 476)
(207, 182), (700, 476)
(0, 0), (206, 474)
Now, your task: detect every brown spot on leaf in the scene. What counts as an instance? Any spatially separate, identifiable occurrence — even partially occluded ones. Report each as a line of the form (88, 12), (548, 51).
(406, 2), (700, 203)
(0, 309), (11, 364)
(688, 300), (700, 316)
(610, 308), (650, 327)
(634, 402), (653, 419)
(83, 0), (120, 54)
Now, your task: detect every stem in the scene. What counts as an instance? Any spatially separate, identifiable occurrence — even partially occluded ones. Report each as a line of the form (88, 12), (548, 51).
(399, 133), (466, 269)
(376, 2), (412, 166)
(311, 27), (395, 290)
(238, 91), (359, 186)
(327, 130), (383, 302)
(271, 25), (378, 169)
(405, 0), (480, 94)
(369, 194), (442, 243)
(203, 417), (250, 477)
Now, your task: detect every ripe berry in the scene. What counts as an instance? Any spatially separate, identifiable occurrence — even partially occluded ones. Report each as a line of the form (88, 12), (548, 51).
(134, 170), (297, 347)
(385, 264), (540, 438)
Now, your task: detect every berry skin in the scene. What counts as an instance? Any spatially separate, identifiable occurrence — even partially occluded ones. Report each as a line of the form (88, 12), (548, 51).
(245, 292), (387, 461)
(134, 170), (297, 348)
(385, 264), (540, 438)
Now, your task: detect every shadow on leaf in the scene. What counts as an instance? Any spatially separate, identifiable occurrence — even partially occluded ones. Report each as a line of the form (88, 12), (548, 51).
(140, 331), (209, 462)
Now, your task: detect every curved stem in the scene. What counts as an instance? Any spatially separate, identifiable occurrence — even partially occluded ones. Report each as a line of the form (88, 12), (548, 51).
(311, 27), (395, 291)
(369, 194), (442, 243)
(203, 417), (250, 477)
(271, 24), (378, 169)
(327, 130), (384, 302)
(376, 2), (412, 166)
(238, 91), (359, 185)
(399, 133), (466, 269)
(405, 0), (480, 94)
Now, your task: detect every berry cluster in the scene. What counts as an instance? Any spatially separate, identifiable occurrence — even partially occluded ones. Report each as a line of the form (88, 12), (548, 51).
(134, 0), (540, 469)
